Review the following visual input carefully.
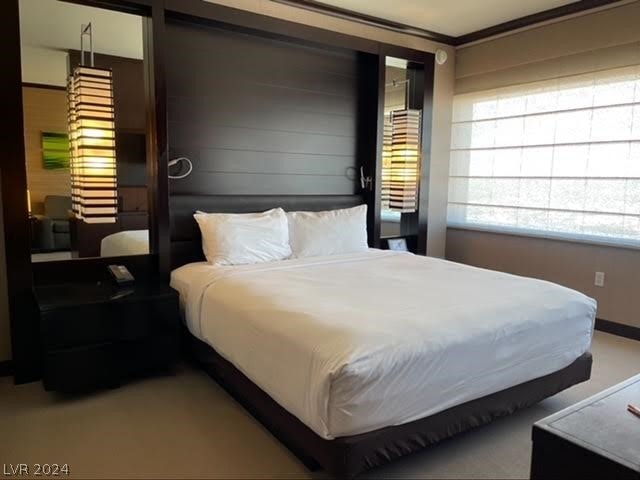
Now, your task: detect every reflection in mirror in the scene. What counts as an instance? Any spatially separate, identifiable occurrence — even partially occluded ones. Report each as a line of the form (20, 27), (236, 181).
(381, 56), (423, 240)
(20, 0), (149, 262)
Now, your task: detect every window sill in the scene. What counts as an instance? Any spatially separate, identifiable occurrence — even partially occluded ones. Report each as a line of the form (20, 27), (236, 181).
(446, 223), (640, 252)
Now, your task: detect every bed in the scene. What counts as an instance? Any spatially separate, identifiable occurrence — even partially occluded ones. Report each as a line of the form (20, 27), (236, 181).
(100, 229), (149, 257)
(169, 194), (595, 478)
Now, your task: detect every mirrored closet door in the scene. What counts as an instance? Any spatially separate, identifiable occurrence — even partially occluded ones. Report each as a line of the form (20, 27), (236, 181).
(379, 55), (429, 253)
(19, 0), (150, 263)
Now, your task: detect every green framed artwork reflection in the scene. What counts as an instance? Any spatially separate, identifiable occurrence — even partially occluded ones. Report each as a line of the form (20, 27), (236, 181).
(42, 132), (70, 169)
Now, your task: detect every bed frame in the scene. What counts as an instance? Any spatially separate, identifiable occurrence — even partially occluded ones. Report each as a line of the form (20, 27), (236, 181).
(170, 193), (594, 478)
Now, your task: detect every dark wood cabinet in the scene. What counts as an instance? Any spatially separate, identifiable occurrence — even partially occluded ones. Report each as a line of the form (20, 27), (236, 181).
(35, 282), (180, 392)
(531, 374), (640, 480)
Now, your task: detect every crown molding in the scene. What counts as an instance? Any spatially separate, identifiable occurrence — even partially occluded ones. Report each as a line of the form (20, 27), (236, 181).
(456, 0), (623, 45)
(270, 0), (625, 47)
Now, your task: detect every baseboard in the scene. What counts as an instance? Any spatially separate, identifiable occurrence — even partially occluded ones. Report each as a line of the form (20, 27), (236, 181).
(0, 360), (13, 377)
(595, 318), (640, 341)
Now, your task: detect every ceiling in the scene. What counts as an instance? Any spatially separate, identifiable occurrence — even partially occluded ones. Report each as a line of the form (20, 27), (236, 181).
(314, 0), (578, 37)
(19, 0), (143, 60)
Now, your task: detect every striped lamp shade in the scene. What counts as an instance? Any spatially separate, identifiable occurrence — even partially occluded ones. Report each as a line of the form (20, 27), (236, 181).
(381, 121), (393, 209)
(67, 66), (117, 224)
(389, 109), (421, 213)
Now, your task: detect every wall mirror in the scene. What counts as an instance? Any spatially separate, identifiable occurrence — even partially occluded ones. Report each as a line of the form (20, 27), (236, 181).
(380, 56), (425, 244)
(19, 0), (149, 263)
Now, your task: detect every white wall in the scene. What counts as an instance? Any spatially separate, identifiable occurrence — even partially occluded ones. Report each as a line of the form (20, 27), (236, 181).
(21, 46), (68, 86)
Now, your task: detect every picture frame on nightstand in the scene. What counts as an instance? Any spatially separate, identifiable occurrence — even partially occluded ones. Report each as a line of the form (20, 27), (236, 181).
(387, 238), (408, 251)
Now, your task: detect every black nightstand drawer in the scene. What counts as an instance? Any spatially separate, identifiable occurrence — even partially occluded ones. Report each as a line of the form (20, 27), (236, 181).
(120, 297), (180, 341)
(41, 304), (118, 350)
(43, 343), (119, 392)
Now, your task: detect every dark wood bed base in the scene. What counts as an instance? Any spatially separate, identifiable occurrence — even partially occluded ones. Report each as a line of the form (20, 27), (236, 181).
(189, 334), (592, 479)
(171, 193), (593, 478)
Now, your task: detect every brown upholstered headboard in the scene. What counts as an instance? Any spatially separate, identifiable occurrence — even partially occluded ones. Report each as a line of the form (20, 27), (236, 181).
(169, 194), (365, 269)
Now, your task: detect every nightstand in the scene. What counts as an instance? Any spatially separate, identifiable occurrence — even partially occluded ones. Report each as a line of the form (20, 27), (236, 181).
(35, 281), (181, 392)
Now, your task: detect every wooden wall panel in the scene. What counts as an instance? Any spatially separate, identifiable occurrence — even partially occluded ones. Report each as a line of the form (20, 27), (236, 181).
(22, 87), (70, 215)
(168, 98), (356, 136)
(165, 21), (360, 196)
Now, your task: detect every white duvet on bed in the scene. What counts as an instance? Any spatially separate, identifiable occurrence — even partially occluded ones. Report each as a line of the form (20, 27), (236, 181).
(100, 230), (149, 257)
(171, 249), (595, 440)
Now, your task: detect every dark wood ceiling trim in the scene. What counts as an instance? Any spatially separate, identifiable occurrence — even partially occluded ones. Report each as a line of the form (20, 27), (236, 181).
(455, 0), (624, 45)
(269, 0), (457, 45)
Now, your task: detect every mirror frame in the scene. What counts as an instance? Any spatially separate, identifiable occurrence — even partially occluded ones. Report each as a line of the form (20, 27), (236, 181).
(24, 0), (158, 267)
(376, 46), (434, 255)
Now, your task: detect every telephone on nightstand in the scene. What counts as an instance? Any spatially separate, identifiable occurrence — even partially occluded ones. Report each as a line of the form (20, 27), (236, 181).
(108, 264), (135, 286)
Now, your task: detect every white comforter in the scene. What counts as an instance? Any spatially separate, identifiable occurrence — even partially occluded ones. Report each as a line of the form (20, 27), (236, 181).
(171, 250), (595, 440)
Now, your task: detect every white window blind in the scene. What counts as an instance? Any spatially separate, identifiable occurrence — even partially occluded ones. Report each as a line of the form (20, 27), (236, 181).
(448, 65), (640, 248)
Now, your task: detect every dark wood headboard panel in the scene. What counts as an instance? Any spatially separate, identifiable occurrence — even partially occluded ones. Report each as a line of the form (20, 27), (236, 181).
(165, 20), (362, 196)
(165, 17), (376, 269)
(170, 194), (364, 268)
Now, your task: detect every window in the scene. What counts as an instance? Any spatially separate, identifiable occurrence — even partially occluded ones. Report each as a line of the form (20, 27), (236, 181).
(448, 65), (640, 248)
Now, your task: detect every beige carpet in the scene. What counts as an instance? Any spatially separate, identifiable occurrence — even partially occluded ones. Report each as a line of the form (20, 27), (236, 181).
(1, 331), (638, 479)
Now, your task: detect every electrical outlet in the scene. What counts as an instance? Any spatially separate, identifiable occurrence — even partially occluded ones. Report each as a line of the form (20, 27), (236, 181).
(594, 271), (605, 287)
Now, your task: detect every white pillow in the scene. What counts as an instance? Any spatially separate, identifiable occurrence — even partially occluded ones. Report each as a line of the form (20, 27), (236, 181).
(286, 204), (368, 258)
(194, 208), (292, 265)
